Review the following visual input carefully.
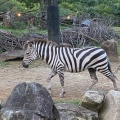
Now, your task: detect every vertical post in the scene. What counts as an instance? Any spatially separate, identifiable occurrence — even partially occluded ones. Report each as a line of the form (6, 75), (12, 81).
(47, 0), (60, 44)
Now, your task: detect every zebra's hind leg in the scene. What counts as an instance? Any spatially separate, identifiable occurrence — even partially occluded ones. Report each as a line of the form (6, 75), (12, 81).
(58, 71), (65, 98)
(88, 68), (98, 90)
(100, 70), (118, 91)
(108, 74), (118, 91)
(47, 70), (57, 93)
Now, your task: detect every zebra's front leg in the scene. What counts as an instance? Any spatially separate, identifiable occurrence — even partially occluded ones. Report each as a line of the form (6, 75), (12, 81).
(47, 70), (57, 94)
(58, 72), (65, 98)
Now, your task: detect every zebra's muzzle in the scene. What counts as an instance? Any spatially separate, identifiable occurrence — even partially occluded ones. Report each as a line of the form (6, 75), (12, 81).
(22, 61), (29, 68)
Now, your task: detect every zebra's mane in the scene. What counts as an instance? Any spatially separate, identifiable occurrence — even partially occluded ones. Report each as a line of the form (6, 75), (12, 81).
(23, 38), (59, 49)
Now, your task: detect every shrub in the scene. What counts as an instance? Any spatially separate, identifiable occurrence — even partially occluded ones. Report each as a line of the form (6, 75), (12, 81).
(10, 20), (27, 29)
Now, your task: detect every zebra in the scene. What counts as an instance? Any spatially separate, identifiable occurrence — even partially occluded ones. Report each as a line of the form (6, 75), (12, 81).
(22, 38), (118, 97)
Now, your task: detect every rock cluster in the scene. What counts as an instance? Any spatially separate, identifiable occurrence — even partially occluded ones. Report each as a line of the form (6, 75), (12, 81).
(0, 82), (120, 120)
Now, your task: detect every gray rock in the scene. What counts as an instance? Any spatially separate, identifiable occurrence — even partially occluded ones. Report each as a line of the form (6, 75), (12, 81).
(0, 50), (24, 61)
(101, 39), (118, 62)
(0, 82), (60, 120)
(81, 91), (105, 112)
(99, 90), (120, 120)
(55, 103), (99, 120)
(0, 101), (2, 110)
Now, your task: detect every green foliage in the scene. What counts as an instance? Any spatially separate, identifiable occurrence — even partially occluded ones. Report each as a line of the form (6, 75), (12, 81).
(113, 27), (120, 55)
(0, 0), (26, 13)
(59, 0), (120, 25)
(1, 0), (120, 29)
(0, 0), (40, 30)
(15, 0), (40, 8)
(0, 26), (29, 37)
(113, 27), (120, 35)
(80, 0), (98, 7)
(59, 5), (73, 17)
(0, 25), (47, 37)
(0, 61), (9, 67)
(0, 1), (12, 12)
(10, 0), (27, 12)
(10, 20), (27, 29)
(54, 99), (81, 105)
(1, 0), (120, 19)
(60, 1), (85, 17)
(117, 43), (120, 56)
(60, 2), (81, 12)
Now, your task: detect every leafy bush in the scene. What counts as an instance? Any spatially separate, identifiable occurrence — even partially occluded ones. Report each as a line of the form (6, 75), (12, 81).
(60, 7), (73, 17)
(10, 21), (27, 29)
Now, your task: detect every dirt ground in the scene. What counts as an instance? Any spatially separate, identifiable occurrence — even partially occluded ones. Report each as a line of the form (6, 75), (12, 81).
(0, 58), (120, 102)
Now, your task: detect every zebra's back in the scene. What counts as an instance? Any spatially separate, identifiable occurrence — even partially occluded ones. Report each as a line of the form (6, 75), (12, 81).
(58, 47), (108, 72)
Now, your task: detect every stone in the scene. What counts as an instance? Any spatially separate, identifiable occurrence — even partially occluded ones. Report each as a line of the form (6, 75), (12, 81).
(101, 39), (118, 62)
(0, 82), (60, 120)
(0, 50), (24, 61)
(0, 101), (2, 110)
(81, 90), (105, 112)
(99, 90), (120, 120)
(55, 103), (99, 120)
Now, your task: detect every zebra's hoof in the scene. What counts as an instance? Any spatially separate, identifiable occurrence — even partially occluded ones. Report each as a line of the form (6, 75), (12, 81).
(59, 91), (66, 98)
(59, 94), (64, 98)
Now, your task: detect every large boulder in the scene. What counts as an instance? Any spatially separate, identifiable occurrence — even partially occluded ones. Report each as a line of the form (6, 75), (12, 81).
(99, 90), (120, 120)
(101, 39), (118, 62)
(81, 90), (105, 112)
(55, 103), (99, 120)
(0, 82), (60, 120)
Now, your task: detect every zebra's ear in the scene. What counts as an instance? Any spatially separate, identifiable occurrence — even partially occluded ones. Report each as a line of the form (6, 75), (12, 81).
(23, 41), (30, 50)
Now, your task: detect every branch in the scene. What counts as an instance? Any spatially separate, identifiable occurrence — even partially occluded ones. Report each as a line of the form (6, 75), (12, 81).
(81, 33), (99, 43)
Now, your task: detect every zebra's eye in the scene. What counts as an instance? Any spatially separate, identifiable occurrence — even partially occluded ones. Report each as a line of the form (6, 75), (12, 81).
(26, 52), (29, 55)
(29, 43), (33, 48)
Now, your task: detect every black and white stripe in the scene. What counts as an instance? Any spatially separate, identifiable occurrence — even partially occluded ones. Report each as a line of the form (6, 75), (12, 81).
(22, 39), (118, 97)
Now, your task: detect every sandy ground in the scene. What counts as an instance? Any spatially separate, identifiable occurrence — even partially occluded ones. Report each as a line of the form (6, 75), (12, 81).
(0, 59), (120, 102)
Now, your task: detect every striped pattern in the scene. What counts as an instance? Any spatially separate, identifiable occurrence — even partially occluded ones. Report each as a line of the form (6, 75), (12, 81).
(22, 39), (118, 97)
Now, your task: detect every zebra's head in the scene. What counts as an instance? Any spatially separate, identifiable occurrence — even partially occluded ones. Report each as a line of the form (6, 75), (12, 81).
(22, 41), (37, 68)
